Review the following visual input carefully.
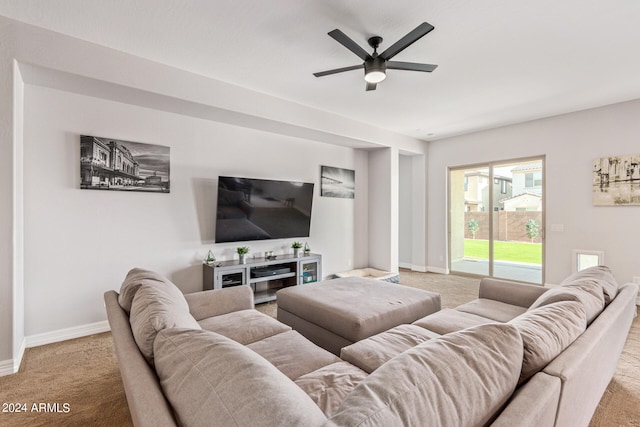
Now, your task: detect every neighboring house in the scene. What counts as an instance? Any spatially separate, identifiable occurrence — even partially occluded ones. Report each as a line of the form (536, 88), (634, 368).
(511, 163), (543, 197)
(500, 193), (542, 212)
(464, 172), (512, 211)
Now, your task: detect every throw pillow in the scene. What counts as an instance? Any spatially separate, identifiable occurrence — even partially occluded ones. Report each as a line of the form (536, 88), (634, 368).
(561, 265), (619, 305)
(529, 284), (604, 324)
(129, 284), (201, 365)
(118, 267), (189, 314)
(154, 328), (327, 427)
(329, 323), (523, 427)
(509, 301), (587, 383)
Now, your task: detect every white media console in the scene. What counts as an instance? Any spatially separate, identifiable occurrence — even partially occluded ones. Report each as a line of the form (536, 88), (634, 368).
(203, 253), (322, 304)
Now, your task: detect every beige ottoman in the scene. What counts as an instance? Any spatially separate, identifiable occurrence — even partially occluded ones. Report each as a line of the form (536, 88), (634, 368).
(276, 276), (441, 355)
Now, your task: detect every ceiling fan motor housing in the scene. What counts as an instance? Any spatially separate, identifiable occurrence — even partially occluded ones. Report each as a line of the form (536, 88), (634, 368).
(364, 55), (387, 82)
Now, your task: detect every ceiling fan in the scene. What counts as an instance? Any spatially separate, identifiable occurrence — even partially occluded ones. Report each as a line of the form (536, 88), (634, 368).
(313, 22), (438, 91)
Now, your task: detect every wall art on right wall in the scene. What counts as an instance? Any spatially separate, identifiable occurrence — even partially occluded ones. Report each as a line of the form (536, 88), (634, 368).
(593, 154), (640, 205)
(321, 165), (355, 199)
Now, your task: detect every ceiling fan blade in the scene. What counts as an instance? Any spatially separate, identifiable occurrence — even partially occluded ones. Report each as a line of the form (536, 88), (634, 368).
(365, 82), (377, 91)
(387, 61), (438, 72)
(328, 29), (371, 61)
(379, 22), (434, 60)
(313, 64), (363, 77)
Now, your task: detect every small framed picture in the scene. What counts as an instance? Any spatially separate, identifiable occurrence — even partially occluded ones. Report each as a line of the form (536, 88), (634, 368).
(321, 165), (355, 199)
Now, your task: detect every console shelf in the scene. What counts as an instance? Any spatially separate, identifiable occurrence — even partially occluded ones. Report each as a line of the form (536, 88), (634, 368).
(203, 253), (322, 304)
(249, 272), (297, 284)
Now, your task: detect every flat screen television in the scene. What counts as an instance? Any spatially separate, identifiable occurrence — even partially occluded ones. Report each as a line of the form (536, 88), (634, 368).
(215, 176), (314, 243)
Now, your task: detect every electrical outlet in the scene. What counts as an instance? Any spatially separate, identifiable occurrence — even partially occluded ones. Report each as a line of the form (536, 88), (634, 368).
(633, 276), (640, 285)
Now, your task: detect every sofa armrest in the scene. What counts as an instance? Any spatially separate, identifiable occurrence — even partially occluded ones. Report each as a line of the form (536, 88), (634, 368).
(104, 291), (177, 427)
(478, 278), (547, 308)
(490, 372), (560, 427)
(185, 285), (254, 321)
(542, 283), (638, 427)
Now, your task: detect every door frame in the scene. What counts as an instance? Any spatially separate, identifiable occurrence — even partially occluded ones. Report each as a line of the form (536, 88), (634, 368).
(447, 155), (546, 284)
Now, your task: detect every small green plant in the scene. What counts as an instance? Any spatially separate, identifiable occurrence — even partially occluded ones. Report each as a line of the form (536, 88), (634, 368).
(291, 241), (303, 249)
(468, 219), (479, 239)
(526, 219), (539, 243)
(236, 246), (249, 255)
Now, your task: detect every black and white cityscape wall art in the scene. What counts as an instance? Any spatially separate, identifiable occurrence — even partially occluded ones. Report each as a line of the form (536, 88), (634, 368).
(80, 135), (170, 193)
(593, 154), (640, 205)
(321, 165), (355, 199)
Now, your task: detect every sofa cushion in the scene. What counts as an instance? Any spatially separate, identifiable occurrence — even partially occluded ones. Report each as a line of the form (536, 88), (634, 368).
(118, 268), (188, 314)
(561, 265), (619, 305)
(247, 330), (340, 380)
(412, 307), (495, 335)
(509, 301), (587, 383)
(340, 324), (440, 373)
(198, 309), (291, 345)
(129, 284), (201, 365)
(153, 328), (327, 427)
(294, 361), (368, 417)
(456, 298), (528, 322)
(329, 323), (523, 427)
(529, 283), (604, 324)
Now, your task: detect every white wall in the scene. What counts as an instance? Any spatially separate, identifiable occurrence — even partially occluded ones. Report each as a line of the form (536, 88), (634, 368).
(427, 99), (640, 284)
(399, 153), (428, 272)
(22, 84), (365, 336)
(399, 155), (413, 266)
(368, 148), (399, 273)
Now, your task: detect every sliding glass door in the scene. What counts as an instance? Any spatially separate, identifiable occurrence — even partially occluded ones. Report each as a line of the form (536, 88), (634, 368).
(449, 157), (544, 284)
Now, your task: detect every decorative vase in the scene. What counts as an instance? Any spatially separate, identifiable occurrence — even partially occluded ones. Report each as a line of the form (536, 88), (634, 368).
(239, 254), (246, 264)
(293, 248), (300, 257)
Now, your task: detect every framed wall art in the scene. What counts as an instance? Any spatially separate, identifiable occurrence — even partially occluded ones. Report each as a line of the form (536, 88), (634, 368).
(80, 135), (170, 193)
(321, 165), (355, 199)
(592, 154), (640, 205)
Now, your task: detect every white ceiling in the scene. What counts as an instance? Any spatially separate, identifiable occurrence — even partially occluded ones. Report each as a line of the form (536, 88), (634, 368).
(2, 0), (640, 141)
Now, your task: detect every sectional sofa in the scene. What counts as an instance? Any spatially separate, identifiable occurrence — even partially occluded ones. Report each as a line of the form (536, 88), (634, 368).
(104, 266), (637, 427)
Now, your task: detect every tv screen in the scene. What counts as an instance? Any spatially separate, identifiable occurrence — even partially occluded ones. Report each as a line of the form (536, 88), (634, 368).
(215, 176), (314, 243)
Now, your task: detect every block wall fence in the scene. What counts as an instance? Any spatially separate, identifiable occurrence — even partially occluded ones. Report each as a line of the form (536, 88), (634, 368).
(464, 211), (543, 243)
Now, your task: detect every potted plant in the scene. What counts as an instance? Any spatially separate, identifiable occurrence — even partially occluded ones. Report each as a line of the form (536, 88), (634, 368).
(236, 246), (249, 264)
(291, 241), (303, 257)
(204, 249), (216, 265)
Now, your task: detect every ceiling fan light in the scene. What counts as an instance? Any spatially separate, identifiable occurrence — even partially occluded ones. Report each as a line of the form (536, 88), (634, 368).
(365, 70), (386, 83)
(364, 56), (387, 84)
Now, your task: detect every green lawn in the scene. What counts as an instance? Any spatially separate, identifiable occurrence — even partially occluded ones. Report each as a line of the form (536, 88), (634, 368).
(464, 239), (542, 264)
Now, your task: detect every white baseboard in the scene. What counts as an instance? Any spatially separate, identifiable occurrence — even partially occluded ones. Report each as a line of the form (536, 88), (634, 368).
(398, 263), (430, 273)
(0, 339), (26, 377)
(0, 358), (16, 377)
(25, 320), (110, 348)
(399, 263), (449, 274)
(427, 266), (450, 275)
